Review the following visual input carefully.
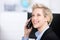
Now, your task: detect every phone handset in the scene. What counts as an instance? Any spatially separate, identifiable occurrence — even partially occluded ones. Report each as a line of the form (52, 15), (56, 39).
(26, 19), (33, 29)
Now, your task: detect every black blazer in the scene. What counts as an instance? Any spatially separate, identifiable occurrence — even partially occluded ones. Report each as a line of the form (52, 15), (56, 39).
(40, 28), (60, 40)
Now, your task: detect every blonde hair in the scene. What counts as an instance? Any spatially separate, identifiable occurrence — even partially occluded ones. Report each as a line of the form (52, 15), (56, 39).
(32, 4), (53, 25)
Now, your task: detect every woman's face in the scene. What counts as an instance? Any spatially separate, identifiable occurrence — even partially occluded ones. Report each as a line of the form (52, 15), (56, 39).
(32, 8), (47, 28)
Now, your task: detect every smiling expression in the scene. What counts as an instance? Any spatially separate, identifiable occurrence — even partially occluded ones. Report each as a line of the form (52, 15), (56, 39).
(32, 8), (47, 28)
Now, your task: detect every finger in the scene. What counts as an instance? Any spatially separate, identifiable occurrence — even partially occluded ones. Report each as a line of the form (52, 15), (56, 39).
(28, 27), (32, 32)
(28, 27), (32, 31)
(26, 18), (31, 24)
(24, 18), (32, 29)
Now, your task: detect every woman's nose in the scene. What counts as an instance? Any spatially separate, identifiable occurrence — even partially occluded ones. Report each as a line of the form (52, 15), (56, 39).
(32, 16), (38, 20)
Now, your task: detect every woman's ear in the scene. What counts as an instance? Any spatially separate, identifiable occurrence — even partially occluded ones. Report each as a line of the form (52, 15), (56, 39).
(44, 15), (50, 23)
(46, 16), (50, 22)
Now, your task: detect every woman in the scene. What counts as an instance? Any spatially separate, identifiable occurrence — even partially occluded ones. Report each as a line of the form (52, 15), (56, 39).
(22, 4), (59, 40)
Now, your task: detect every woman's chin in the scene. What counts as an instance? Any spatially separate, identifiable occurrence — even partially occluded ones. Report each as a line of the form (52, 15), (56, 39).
(33, 25), (39, 28)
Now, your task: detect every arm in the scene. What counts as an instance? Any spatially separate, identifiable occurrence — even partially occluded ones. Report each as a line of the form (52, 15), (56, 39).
(22, 18), (32, 40)
(22, 37), (28, 40)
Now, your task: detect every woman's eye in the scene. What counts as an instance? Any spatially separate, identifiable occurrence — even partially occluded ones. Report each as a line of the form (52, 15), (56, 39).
(32, 13), (41, 17)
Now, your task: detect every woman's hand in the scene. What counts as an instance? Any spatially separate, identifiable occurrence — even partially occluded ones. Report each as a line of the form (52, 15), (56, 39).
(24, 18), (32, 37)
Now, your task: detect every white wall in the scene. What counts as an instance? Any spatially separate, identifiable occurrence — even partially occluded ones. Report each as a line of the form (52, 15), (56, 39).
(0, 12), (27, 40)
(50, 0), (60, 13)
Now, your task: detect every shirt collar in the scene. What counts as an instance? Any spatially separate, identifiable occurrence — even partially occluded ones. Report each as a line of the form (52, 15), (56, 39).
(35, 25), (49, 38)
(35, 31), (40, 37)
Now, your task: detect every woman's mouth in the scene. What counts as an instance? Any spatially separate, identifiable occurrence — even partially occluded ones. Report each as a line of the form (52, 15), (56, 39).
(33, 21), (39, 24)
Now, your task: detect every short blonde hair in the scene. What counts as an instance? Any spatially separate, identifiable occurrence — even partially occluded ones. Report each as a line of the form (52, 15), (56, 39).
(32, 4), (53, 25)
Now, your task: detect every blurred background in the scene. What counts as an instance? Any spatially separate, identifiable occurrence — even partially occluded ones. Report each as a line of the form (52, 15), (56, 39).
(0, 0), (60, 40)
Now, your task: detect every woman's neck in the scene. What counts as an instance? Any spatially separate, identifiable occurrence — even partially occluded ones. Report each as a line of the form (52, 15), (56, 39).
(38, 22), (49, 33)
